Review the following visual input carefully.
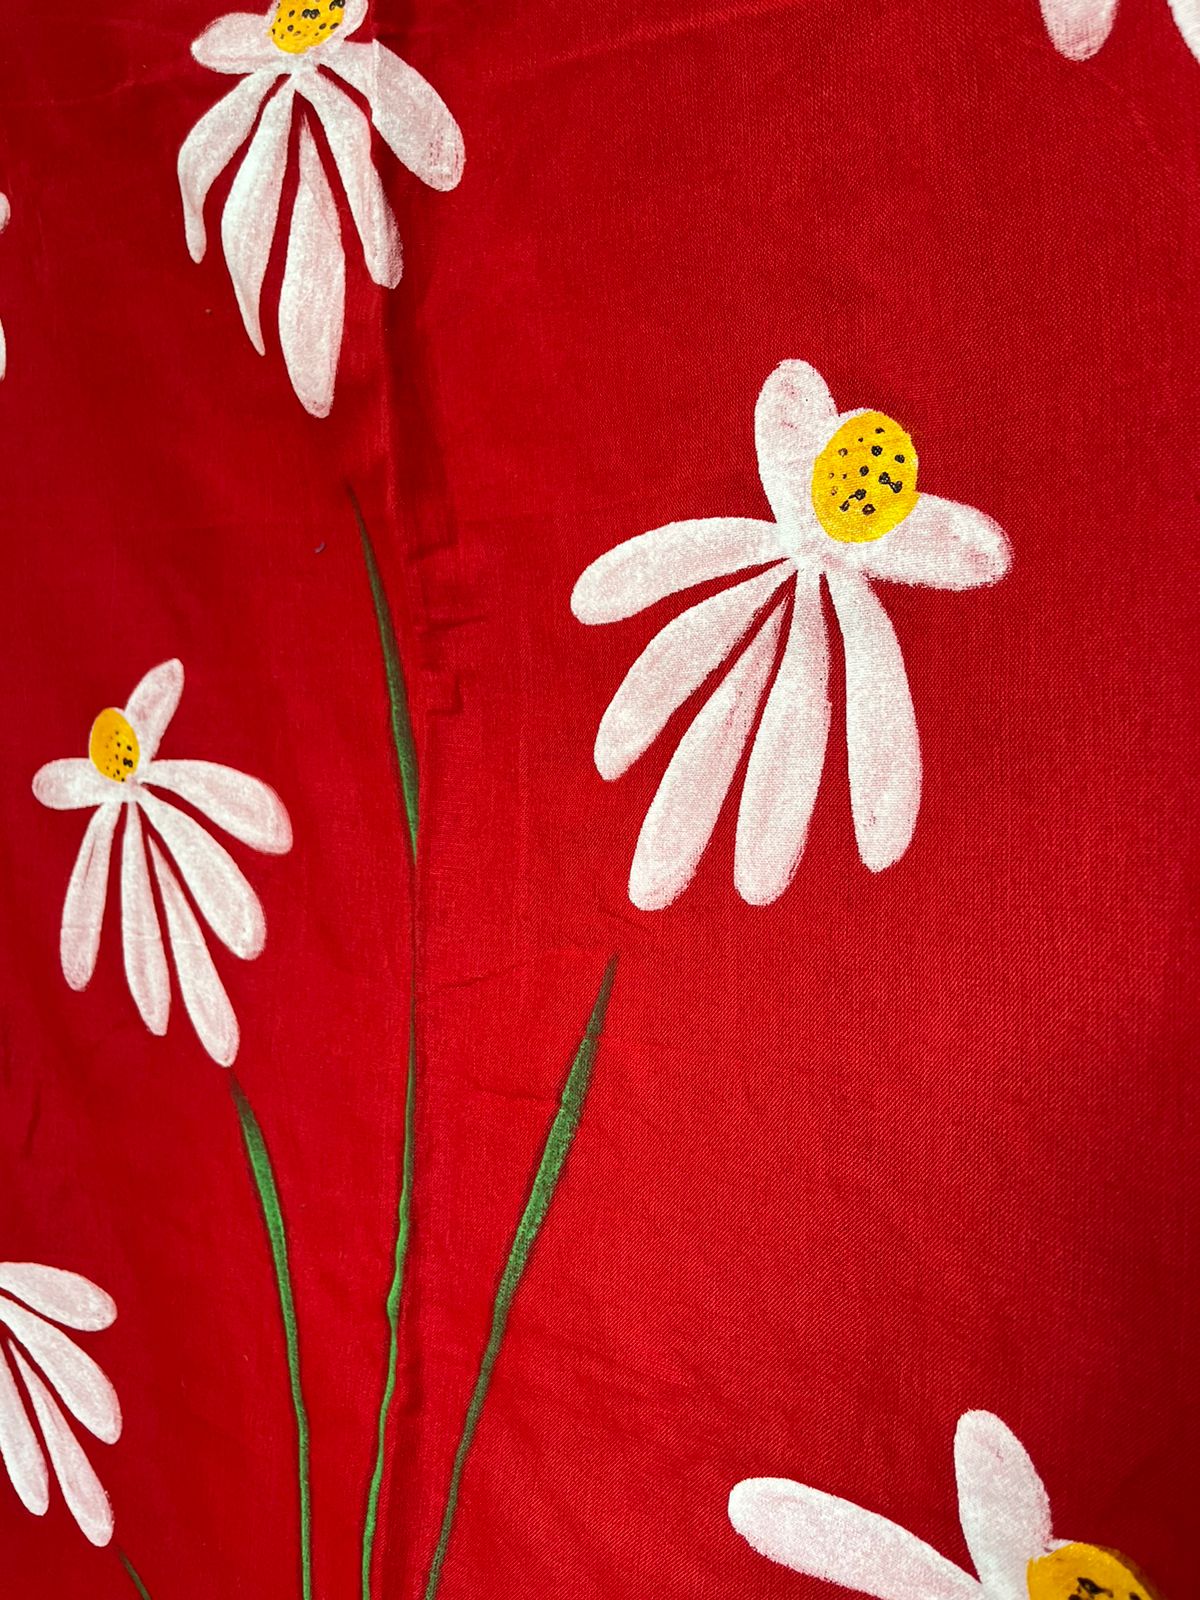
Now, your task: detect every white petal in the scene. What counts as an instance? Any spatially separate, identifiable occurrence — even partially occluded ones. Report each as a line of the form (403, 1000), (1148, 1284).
(137, 793), (265, 959)
(333, 41), (464, 190)
(59, 805), (120, 991)
(754, 360), (838, 530)
(629, 605), (784, 910)
(0, 1299), (120, 1445)
(191, 10), (278, 71)
(0, 316), (6, 383)
(277, 120), (345, 418)
(221, 82), (295, 353)
(1039, 0), (1120, 58)
(0, 1267), (115, 1333)
(955, 1413), (1053, 1600)
(337, 0), (369, 41)
(734, 572), (831, 904)
(595, 566), (791, 779)
(32, 760), (111, 811)
(9, 1350), (113, 1547)
(123, 660), (183, 766)
(0, 1345), (48, 1516)
(144, 760), (292, 854)
(1166, 0), (1200, 62)
(297, 74), (402, 288)
(827, 571), (921, 872)
(861, 497), (1011, 591)
(572, 519), (785, 624)
(178, 71), (278, 262)
(149, 841), (239, 1066)
(120, 806), (169, 1037)
(729, 1479), (979, 1600)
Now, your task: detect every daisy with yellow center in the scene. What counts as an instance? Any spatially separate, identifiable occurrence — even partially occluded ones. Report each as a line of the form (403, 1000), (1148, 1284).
(32, 660), (292, 1065)
(729, 1411), (1162, 1600)
(178, 0), (463, 415)
(571, 359), (1011, 910)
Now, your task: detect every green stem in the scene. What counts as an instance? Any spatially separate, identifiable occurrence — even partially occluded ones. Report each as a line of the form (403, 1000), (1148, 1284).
(348, 485), (419, 860)
(422, 955), (619, 1600)
(352, 484), (422, 1600)
(359, 1020), (416, 1600)
(119, 1551), (152, 1599)
(231, 1077), (312, 1600)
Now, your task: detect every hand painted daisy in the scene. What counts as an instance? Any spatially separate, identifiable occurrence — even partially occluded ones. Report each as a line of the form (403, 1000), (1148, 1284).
(0, 1262), (121, 1547)
(178, 0), (464, 416)
(729, 1410), (1162, 1600)
(571, 360), (1011, 910)
(33, 660), (292, 1066)
(1039, 0), (1199, 61)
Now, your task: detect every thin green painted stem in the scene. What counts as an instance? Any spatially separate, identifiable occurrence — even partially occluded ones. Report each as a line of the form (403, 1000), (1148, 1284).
(422, 955), (620, 1600)
(348, 485), (419, 861)
(231, 1077), (312, 1600)
(119, 1551), (152, 1599)
(352, 483), (421, 1600)
(360, 1020), (416, 1600)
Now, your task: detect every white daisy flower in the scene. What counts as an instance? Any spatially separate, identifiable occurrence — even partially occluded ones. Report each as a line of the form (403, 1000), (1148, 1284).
(33, 660), (292, 1066)
(0, 1262), (121, 1547)
(1039, 0), (1199, 61)
(729, 1410), (1161, 1600)
(571, 360), (1011, 911)
(178, 0), (464, 416)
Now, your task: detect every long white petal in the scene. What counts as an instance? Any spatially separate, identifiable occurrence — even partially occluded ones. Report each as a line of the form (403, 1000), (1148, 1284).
(59, 805), (120, 991)
(0, 1299), (120, 1444)
(1039, 0), (1120, 58)
(0, 1344), (48, 1516)
(10, 1350), (113, 1547)
(179, 71), (278, 262)
(827, 571), (920, 872)
(861, 497), (1011, 591)
(333, 41), (464, 190)
(955, 1413), (1053, 1600)
(149, 841), (239, 1066)
(191, 10), (278, 71)
(123, 660), (183, 765)
(120, 805), (169, 1036)
(596, 566), (791, 779)
(0, 1267), (115, 1332)
(1166, 0), (1200, 62)
(629, 605), (784, 910)
(729, 1479), (980, 1600)
(734, 572), (831, 903)
(277, 120), (345, 418)
(221, 82), (295, 353)
(572, 519), (785, 624)
(754, 360), (838, 530)
(137, 792), (265, 959)
(297, 74), (402, 288)
(144, 760), (292, 854)
(32, 760), (111, 811)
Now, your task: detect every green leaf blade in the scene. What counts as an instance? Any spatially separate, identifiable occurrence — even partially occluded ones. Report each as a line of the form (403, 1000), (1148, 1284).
(422, 954), (619, 1600)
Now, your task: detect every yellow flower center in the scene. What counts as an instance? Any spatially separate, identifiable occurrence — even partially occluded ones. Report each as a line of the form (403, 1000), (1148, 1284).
(89, 709), (140, 783)
(270, 0), (345, 53)
(1027, 1542), (1160, 1600)
(811, 411), (919, 543)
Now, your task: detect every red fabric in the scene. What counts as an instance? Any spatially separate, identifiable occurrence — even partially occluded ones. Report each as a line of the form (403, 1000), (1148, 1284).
(1, 0), (1195, 1596)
